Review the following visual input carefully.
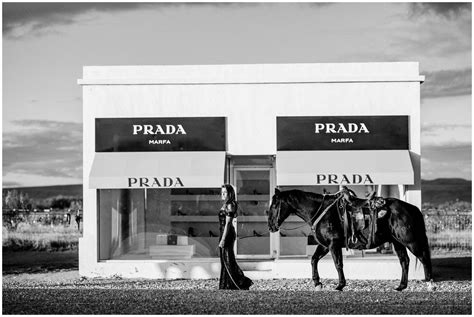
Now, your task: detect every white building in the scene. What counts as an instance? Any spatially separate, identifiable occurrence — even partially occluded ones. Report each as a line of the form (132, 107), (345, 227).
(78, 62), (424, 279)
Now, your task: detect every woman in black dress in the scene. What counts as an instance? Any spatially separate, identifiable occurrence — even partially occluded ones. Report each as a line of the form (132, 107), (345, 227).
(218, 184), (253, 290)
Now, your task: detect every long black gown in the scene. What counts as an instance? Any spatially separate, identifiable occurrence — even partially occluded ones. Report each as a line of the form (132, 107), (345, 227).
(218, 202), (253, 290)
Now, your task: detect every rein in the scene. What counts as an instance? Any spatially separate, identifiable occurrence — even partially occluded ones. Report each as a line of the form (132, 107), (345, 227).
(311, 194), (343, 231)
(274, 189), (344, 233)
(308, 190), (345, 246)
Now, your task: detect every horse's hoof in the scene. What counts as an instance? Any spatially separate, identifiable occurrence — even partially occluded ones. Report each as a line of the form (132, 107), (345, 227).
(314, 282), (323, 291)
(427, 280), (436, 292)
(395, 285), (407, 291)
(335, 285), (345, 291)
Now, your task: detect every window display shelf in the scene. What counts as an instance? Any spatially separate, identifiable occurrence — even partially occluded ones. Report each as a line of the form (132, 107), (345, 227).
(238, 195), (269, 201)
(171, 195), (221, 201)
(170, 195), (269, 202)
(239, 216), (268, 222)
(170, 216), (218, 222)
(170, 215), (271, 222)
(149, 245), (195, 259)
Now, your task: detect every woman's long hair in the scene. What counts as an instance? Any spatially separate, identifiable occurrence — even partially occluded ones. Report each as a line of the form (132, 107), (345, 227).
(222, 184), (239, 213)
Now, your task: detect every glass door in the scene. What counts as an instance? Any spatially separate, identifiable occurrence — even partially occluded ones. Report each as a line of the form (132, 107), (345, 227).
(233, 167), (274, 259)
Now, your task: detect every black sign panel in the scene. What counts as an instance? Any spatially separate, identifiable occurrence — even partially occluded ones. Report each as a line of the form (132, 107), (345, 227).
(96, 117), (226, 152)
(277, 116), (409, 151)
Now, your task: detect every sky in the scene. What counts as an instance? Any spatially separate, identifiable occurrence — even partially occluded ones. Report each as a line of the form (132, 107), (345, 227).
(2, 2), (472, 187)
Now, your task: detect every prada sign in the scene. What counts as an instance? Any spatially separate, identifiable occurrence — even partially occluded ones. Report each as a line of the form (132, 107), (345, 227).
(316, 174), (374, 185)
(96, 117), (226, 152)
(277, 116), (409, 150)
(128, 177), (184, 188)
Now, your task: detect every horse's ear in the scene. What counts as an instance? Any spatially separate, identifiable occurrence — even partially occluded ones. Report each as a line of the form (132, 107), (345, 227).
(342, 186), (356, 197)
(342, 191), (352, 202)
(275, 188), (280, 195)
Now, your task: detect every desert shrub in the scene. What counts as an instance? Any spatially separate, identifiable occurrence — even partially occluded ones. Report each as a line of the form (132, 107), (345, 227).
(424, 213), (472, 254)
(2, 222), (81, 251)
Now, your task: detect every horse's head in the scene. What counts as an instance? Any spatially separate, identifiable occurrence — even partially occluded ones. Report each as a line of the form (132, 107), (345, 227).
(267, 188), (294, 232)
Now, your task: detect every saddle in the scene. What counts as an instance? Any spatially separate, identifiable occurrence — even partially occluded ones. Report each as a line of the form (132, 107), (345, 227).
(348, 192), (386, 211)
(340, 188), (388, 250)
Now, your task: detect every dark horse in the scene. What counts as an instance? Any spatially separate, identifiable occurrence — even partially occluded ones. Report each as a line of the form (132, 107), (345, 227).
(267, 188), (432, 291)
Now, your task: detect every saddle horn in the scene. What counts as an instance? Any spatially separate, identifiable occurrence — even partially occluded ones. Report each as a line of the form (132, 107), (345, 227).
(341, 186), (357, 203)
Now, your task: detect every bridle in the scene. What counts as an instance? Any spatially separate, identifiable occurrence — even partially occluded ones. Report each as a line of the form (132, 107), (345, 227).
(272, 199), (282, 231)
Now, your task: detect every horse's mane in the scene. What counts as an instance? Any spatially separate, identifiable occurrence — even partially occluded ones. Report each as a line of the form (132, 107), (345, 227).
(279, 189), (325, 203)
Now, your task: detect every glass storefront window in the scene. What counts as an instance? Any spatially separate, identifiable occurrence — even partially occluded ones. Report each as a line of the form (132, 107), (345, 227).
(234, 169), (271, 257)
(98, 188), (221, 260)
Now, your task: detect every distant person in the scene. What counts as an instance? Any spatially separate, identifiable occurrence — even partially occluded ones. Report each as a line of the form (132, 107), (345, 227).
(75, 211), (82, 231)
(218, 184), (253, 290)
(66, 210), (71, 225)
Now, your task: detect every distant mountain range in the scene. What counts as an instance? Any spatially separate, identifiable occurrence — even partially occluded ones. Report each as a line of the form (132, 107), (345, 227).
(2, 178), (472, 204)
(421, 178), (471, 205)
(2, 184), (83, 200)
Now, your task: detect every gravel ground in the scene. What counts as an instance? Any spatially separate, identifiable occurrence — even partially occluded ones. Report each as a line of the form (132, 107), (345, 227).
(3, 273), (472, 314)
(3, 252), (472, 314)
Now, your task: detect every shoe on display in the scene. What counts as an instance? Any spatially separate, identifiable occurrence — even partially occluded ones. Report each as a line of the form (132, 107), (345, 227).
(253, 230), (263, 237)
(188, 227), (196, 237)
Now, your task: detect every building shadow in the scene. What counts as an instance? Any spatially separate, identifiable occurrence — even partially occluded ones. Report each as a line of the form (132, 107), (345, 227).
(3, 250), (79, 274)
(3, 250), (472, 282)
(432, 256), (471, 281)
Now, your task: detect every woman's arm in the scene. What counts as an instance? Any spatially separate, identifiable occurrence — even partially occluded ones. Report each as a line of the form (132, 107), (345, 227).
(219, 216), (232, 248)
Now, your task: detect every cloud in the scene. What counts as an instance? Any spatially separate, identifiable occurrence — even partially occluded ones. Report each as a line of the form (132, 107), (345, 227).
(2, 180), (22, 188)
(421, 122), (471, 149)
(421, 145), (471, 180)
(421, 68), (472, 98)
(381, 3), (471, 72)
(421, 115), (471, 180)
(3, 3), (159, 38)
(3, 120), (83, 186)
(2, 2), (269, 39)
(409, 3), (471, 19)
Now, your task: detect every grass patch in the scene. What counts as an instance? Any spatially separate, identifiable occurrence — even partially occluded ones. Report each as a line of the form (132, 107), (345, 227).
(3, 223), (81, 251)
(428, 229), (472, 252)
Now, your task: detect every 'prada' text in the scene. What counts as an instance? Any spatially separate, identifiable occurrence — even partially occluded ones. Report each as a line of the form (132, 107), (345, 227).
(316, 174), (374, 185)
(128, 177), (184, 188)
(133, 124), (186, 135)
(315, 123), (370, 134)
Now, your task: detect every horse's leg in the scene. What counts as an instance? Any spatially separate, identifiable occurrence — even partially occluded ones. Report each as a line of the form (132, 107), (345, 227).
(392, 239), (409, 291)
(405, 238), (433, 282)
(311, 244), (329, 290)
(329, 243), (346, 291)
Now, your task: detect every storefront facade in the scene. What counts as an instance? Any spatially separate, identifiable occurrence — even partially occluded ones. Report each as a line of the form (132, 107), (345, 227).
(79, 63), (424, 279)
